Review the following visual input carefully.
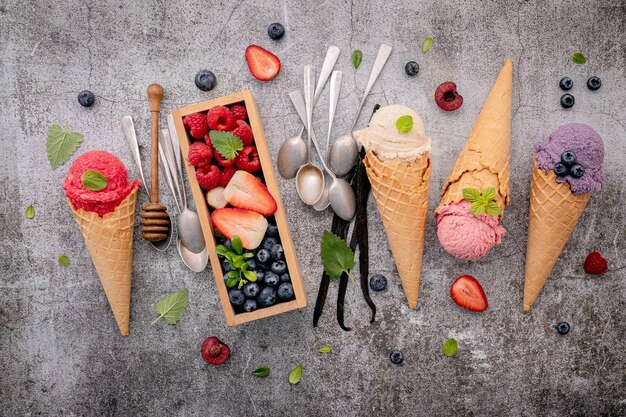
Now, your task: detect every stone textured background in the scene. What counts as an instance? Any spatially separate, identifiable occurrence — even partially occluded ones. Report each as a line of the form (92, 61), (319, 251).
(1, 0), (625, 416)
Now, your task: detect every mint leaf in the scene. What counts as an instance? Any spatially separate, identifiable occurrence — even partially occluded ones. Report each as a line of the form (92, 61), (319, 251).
(352, 50), (362, 69)
(482, 187), (496, 201)
(571, 52), (586, 64)
(485, 201), (502, 216)
(422, 37), (433, 53)
(321, 230), (354, 280)
(243, 270), (257, 282)
(226, 272), (239, 288)
(25, 204), (35, 219)
(317, 345), (332, 353)
(58, 254), (70, 268)
(252, 366), (270, 378)
(215, 245), (231, 257)
(231, 236), (243, 255)
(289, 364), (302, 385)
(209, 130), (243, 160)
(470, 202), (486, 216)
(443, 338), (458, 357)
(81, 170), (108, 191)
(46, 123), (83, 169)
(151, 288), (189, 325)
(462, 188), (481, 202)
(395, 115), (413, 133)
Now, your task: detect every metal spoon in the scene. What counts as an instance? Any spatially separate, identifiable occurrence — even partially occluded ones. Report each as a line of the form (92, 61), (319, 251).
(277, 45), (340, 179)
(329, 43), (392, 177)
(121, 116), (172, 251)
(289, 90), (355, 221)
(295, 65), (325, 205)
(313, 70), (342, 211)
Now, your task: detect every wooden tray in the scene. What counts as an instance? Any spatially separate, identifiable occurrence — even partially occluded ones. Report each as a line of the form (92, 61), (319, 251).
(171, 91), (306, 326)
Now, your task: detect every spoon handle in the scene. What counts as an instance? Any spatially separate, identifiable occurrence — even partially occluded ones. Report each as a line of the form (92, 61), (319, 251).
(158, 131), (181, 213)
(303, 65), (316, 159)
(326, 71), (342, 156)
(121, 116), (149, 196)
(314, 45), (340, 105)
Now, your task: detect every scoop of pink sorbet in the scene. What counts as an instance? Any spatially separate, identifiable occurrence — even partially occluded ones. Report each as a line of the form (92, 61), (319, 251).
(436, 201), (506, 260)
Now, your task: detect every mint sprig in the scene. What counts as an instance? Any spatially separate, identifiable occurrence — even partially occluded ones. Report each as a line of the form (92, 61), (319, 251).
(152, 288), (189, 325)
(209, 130), (243, 160)
(321, 231), (354, 280)
(46, 123), (83, 169)
(216, 236), (257, 289)
(81, 170), (108, 191)
(463, 188), (502, 217)
(395, 115), (413, 133)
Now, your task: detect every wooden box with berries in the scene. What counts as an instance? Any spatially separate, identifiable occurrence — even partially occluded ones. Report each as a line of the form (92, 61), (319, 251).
(172, 90), (306, 326)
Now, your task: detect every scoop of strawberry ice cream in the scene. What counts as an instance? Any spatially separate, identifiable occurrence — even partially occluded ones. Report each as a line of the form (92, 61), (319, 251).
(436, 201), (506, 260)
(62, 151), (139, 216)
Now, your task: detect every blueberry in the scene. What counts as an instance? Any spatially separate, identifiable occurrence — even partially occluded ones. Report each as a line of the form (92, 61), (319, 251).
(256, 248), (271, 264)
(221, 260), (232, 273)
(405, 61), (419, 77)
(266, 223), (279, 237)
(587, 76), (601, 91)
(243, 299), (257, 312)
(555, 321), (570, 335)
(280, 273), (290, 283)
(559, 77), (573, 91)
(271, 261), (286, 275)
(553, 163), (568, 177)
(78, 90), (95, 107)
(256, 270), (265, 284)
(560, 93), (575, 109)
(228, 289), (245, 306)
(270, 244), (284, 261)
(258, 286), (277, 307)
(560, 151), (576, 167)
(243, 282), (260, 298)
(389, 349), (404, 365)
(246, 259), (257, 271)
(267, 22), (285, 40)
(570, 164), (585, 178)
(261, 237), (278, 251)
(195, 70), (217, 91)
(369, 274), (387, 292)
(277, 282), (294, 300)
(223, 239), (233, 250)
(264, 271), (280, 287)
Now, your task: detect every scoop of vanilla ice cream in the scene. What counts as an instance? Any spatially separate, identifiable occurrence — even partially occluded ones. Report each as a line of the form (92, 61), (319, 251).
(353, 104), (431, 163)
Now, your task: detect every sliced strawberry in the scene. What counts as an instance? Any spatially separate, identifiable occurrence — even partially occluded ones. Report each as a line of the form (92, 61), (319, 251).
(450, 275), (488, 312)
(211, 208), (268, 250)
(245, 45), (281, 82)
(206, 187), (227, 209)
(223, 171), (277, 216)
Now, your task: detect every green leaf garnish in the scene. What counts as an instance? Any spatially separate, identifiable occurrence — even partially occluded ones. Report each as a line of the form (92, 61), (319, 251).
(317, 345), (332, 353)
(215, 245), (231, 257)
(231, 236), (243, 255)
(58, 254), (70, 268)
(46, 123), (83, 169)
(462, 188), (481, 202)
(352, 50), (362, 69)
(25, 204), (35, 219)
(151, 288), (189, 325)
(422, 37), (433, 53)
(321, 230), (354, 280)
(219, 237), (257, 289)
(442, 338), (458, 357)
(252, 366), (270, 378)
(395, 115), (413, 133)
(571, 52), (586, 64)
(209, 130), (243, 160)
(289, 364), (302, 385)
(243, 270), (257, 282)
(81, 170), (108, 191)
(464, 188), (502, 217)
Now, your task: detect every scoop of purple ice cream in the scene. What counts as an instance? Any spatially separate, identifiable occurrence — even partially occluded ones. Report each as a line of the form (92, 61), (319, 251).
(535, 123), (605, 194)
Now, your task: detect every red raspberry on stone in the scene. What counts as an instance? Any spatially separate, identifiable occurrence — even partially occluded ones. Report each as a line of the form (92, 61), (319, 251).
(231, 120), (254, 146)
(207, 105), (234, 131)
(583, 252), (608, 275)
(188, 142), (213, 168)
(183, 112), (209, 140)
(196, 164), (221, 191)
(230, 104), (248, 121)
(218, 166), (237, 188)
(234, 145), (262, 173)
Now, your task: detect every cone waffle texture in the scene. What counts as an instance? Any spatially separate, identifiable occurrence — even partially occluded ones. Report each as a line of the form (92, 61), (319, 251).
(68, 187), (138, 336)
(364, 151), (431, 309)
(436, 59), (513, 216)
(523, 161), (590, 312)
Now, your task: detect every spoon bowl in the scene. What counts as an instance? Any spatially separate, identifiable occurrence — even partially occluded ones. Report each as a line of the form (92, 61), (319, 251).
(177, 209), (205, 253)
(177, 237), (209, 273)
(312, 170), (332, 210)
(328, 178), (356, 221)
(329, 133), (359, 178)
(277, 128), (307, 179)
(295, 163), (325, 205)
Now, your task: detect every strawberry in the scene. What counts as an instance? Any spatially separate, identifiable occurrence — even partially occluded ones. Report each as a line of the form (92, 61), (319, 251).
(245, 45), (281, 82)
(201, 336), (230, 365)
(218, 166), (237, 188)
(230, 104), (248, 121)
(234, 145), (261, 173)
(231, 119), (254, 146)
(196, 164), (221, 191)
(584, 252), (608, 275)
(188, 141), (213, 168)
(450, 275), (488, 312)
(206, 187), (227, 209)
(211, 208), (268, 249)
(207, 105), (234, 131)
(183, 113), (208, 139)
(223, 171), (277, 216)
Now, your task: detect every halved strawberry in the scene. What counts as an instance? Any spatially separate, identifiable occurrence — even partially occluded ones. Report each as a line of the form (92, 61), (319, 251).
(223, 171), (277, 216)
(450, 275), (488, 312)
(211, 208), (268, 250)
(245, 45), (281, 82)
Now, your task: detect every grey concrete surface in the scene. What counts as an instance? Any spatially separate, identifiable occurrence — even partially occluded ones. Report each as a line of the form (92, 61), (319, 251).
(1, 0), (625, 416)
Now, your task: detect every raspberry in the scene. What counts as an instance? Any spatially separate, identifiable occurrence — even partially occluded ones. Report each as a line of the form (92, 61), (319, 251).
(583, 252), (608, 275)
(218, 166), (236, 188)
(196, 164), (221, 191)
(214, 149), (235, 167)
(207, 105), (234, 131)
(234, 145), (262, 173)
(188, 142), (213, 168)
(183, 113), (208, 140)
(231, 120), (254, 146)
(230, 104), (248, 121)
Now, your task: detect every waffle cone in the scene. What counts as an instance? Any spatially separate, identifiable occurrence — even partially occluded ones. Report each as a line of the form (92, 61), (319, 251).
(436, 59), (513, 216)
(364, 151), (431, 309)
(68, 187), (138, 335)
(523, 162), (589, 312)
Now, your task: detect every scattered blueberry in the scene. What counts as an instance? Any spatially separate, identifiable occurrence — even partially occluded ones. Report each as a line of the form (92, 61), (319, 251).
(256, 248), (271, 264)
(267, 22), (285, 40)
(261, 237), (278, 251)
(258, 286), (277, 307)
(555, 321), (570, 335)
(228, 289), (245, 306)
(270, 244), (284, 261)
(271, 261), (287, 275)
(264, 272), (280, 287)
(277, 282), (294, 300)
(405, 61), (419, 77)
(221, 260), (232, 273)
(280, 273), (291, 283)
(266, 223), (279, 237)
(246, 259), (257, 271)
(243, 282), (260, 298)
(78, 90), (95, 107)
(561, 151), (577, 167)
(560, 93), (575, 109)
(243, 299), (257, 312)
(389, 349), (404, 365)
(559, 77), (573, 91)
(195, 70), (217, 91)
(369, 274), (387, 292)
(553, 163), (568, 177)
(570, 164), (585, 178)
(587, 76), (601, 91)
